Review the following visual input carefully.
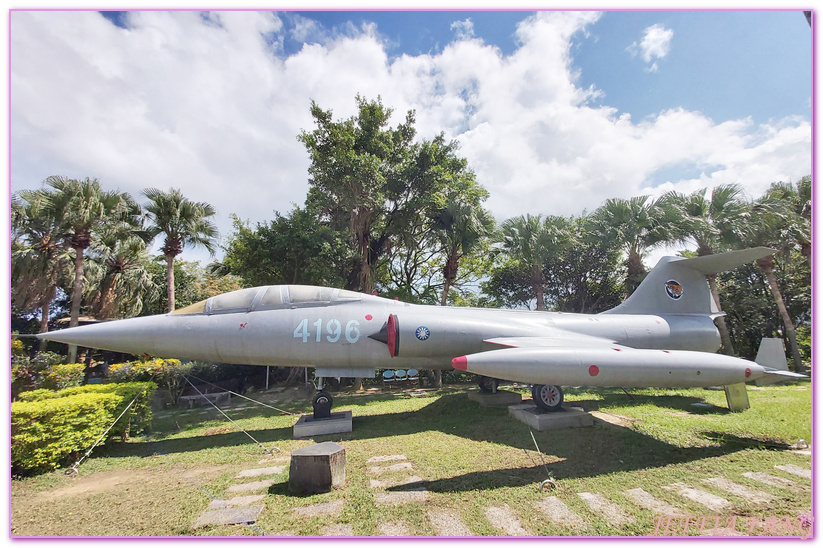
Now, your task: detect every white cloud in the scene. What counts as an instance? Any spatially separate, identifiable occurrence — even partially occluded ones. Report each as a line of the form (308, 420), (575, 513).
(10, 11), (810, 267)
(450, 18), (475, 40)
(629, 23), (674, 72)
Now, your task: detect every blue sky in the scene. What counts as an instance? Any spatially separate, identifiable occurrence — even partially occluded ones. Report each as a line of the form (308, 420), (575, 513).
(11, 10), (813, 265)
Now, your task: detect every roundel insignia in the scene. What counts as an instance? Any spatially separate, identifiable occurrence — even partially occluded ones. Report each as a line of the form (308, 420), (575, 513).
(415, 326), (431, 341)
(665, 280), (684, 300)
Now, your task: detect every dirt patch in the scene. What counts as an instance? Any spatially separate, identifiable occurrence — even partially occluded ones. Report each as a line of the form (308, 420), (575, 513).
(36, 469), (153, 501)
(202, 426), (234, 436)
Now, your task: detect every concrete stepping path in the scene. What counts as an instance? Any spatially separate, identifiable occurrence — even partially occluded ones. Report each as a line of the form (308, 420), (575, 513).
(378, 522), (412, 536)
(367, 454), (407, 464)
(624, 488), (682, 515)
(577, 492), (633, 526)
(209, 495), (265, 509)
(370, 475), (424, 490)
(485, 505), (529, 536)
(374, 491), (429, 505)
(663, 482), (731, 512)
(775, 464), (811, 480)
(534, 496), (585, 530)
(743, 471), (803, 490)
(236, 466), (286, 478)
(427, 510), (473, 536)
(703, 477), (774, 504)
(369, 462), (413, 475)
(320, 523), (354, 536)
(193, 505), (264, 528)
(228, 479), (276, 493)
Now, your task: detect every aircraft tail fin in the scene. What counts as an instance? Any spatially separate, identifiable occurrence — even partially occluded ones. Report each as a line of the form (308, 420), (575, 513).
(602, 247), (775, 316)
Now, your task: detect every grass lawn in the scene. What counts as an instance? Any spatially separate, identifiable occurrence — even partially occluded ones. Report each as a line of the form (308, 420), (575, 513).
(10, 380), (812, 537)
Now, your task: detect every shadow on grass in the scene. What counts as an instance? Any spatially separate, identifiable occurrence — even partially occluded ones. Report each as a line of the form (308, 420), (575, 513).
(99, 390), (760, 492)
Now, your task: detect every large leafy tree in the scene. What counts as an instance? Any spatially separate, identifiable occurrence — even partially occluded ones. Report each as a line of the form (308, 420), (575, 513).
(590, 195), (682, 295)
(11, 190), (72, 347)
(299, 96), (416, 293)
(143, 187), (218, 312)
(661, 183), (751, 355)
(44, 176), (141, 360)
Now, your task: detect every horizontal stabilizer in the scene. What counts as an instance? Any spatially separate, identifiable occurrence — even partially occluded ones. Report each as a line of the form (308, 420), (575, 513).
(674, 247), (776, 275)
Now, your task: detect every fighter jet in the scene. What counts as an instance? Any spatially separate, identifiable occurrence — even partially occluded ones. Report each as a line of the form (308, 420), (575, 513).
(39, 247), (803, 411)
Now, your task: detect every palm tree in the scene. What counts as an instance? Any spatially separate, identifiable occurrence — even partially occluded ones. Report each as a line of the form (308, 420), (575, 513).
(500, 214), (569, 311)
(143, 188), (218, 312)
(11, 190), (72, 349)
(44, 176), (141, 361)
(591, 195), (680, 296)
(661, 184), (751, 355)
(85, 226), (159, 319)
(742, 182), (810, 373)
(433, 194), (495, 306)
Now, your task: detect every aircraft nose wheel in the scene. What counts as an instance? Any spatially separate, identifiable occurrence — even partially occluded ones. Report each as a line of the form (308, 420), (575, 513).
(312, 391), (333, 419)
(532, 384), (564, 412)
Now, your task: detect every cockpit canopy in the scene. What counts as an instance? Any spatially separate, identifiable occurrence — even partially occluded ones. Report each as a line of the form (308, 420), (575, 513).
(171, 285), (362, 315)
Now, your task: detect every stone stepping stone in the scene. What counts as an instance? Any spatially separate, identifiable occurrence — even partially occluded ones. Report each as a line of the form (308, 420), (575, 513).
(320, 523), (354, 536)
(367, 454), (407, 464)
(378, 522), (412, 536)
(775, 464), (811, 480)
(534, 496), (585, 529)
(228, 479), (276, 493)
(369, 475), (424, 490)
(427, 510), (473, 536)
(703, 477), (774, 504)
(663, 483), (731, 512)
(624, 488), (682, 516)
(485, 504), (529, 536)
(374, 491), (429, 505)
(577, 492), (633, 526)
(293, 499), (345, 517)
(791, 450), (812, 456)
(743, 471), (802, 490)
(193, 505), (264, 528)
(368, 462), (413, 475)
(236, 466), (286, 478)
(209, 495), (265, 509)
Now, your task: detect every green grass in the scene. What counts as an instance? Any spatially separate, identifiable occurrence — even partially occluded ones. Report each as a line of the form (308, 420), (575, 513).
(10, 381), (812, 537)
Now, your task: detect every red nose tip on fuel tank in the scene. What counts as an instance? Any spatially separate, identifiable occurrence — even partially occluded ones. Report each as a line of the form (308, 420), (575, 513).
(387, 314), (399, 357)
(452, 356), (468, 370)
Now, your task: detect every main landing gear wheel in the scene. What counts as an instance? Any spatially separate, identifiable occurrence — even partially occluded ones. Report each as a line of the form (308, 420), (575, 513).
(478, 376), (499, 394)
(312, 390), (333, 419)
(532, 384), (564, 412)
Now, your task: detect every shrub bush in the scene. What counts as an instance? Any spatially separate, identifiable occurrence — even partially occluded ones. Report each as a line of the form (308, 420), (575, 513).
(11, 382), (156, 475)
(41, 363), (85, 390)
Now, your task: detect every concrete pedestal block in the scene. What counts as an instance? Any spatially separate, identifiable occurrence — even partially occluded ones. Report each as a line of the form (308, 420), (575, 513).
(468, 389), (523, 406)
(288, 441), (346, 495)
(508, 404), (593, 430)
(293, 411), (353, 439)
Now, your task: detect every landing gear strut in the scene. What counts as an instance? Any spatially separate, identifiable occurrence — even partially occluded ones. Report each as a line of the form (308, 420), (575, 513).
(478, 375), (499, 394)
(532, 384), (564, 412)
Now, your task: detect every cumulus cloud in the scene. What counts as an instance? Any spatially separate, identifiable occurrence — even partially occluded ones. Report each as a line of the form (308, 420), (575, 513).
(10, 11), (810, 265)
(629, 23), (674, 72)
(450, 18), (475, 40)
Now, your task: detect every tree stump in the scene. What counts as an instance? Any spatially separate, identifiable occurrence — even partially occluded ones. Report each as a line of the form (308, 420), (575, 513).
(288, 442), (346, 495)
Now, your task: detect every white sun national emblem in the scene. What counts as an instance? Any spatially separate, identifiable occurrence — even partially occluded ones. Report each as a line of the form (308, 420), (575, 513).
(665, 280), (684, 300)
(415, 326), (431, 341)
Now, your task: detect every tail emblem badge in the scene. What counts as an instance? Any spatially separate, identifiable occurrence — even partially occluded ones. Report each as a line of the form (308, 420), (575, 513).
(665, 280), (684, 300)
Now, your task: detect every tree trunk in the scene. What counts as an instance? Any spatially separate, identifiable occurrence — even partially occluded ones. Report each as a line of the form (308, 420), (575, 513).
(707, 274), (735, 356)
(38, 290), (53, 352)
(531, 263), (546, 311)
(166, 253), (176, 312)
(757, 259), (805, 373)
(68, 246), (85, 362)
(434, 370), (442, 388)
(441, 279), (451, 306)
(353, 377), (364, 391)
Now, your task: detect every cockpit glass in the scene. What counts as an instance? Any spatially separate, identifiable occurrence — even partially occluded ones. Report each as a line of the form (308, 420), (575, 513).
(209, 287), (261, 312)
(334, 289), (362, 301)
(287, 285), (334, 303)
(258, 286), (285, 307)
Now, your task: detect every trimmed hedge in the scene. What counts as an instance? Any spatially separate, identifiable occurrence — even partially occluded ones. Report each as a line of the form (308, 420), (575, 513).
(11, 382), (156, 476)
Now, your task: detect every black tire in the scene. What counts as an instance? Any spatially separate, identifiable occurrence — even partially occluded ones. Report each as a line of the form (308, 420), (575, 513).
(478, 376), (499, 394)
(532, 384), (564, 412)
(312, 390), (333, 409)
